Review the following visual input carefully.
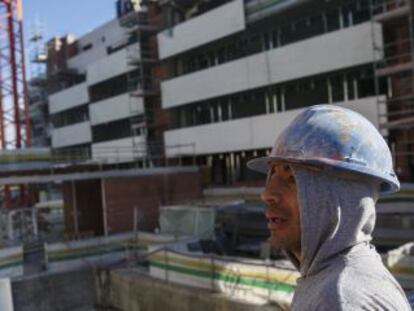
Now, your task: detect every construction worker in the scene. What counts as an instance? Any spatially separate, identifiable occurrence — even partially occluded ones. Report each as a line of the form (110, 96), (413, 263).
(248, 105), (411, 310)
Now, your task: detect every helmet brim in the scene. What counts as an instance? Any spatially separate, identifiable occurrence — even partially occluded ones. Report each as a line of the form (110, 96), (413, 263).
(247, 156), (319, 173)
(247, 156), (400, 194)
(247, 156), (277, 174)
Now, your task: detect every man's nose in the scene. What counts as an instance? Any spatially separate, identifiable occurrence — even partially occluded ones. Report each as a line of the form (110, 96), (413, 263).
(261, 185), (281, 206)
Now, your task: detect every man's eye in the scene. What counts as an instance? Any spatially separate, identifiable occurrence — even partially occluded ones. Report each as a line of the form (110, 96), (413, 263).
(288, 175), (296, 184)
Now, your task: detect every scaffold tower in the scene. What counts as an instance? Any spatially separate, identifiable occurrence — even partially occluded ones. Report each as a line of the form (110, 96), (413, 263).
(0, 0), (31, 208)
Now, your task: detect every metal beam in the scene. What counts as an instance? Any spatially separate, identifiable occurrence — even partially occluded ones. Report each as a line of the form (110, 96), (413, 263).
(0, 166), (199, 185)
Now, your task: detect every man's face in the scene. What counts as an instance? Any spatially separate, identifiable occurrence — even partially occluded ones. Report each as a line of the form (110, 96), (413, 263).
(261, 163), (301, 257)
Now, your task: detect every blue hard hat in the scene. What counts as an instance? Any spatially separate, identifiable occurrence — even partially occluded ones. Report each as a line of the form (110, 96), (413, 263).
(247, 105), (400, 194)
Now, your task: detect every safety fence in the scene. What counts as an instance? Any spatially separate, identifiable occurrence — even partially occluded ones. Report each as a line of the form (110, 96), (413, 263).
(0, 232), (178, 279)
(147, 247), (300, 308)
(387, 242), (414, 290)
(45, 232), (177, 273)
(0, 246), (22, 278)
(0, 232), (411, 299)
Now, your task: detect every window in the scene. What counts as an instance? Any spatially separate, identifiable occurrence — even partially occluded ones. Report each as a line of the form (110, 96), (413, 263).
(357, 68), (375, 98)
(326, 9), (340, 32)
(82, 43), (93, 51)
(53, 144), (91, 160)
(92, 118), (135, 143)
(271, 28), (281, 48)
(51, 105), (89, 128)
(346, 73), (356, 100)
(353, 1), (370, 24)
(330, 75), (345, 102)
(89, 69), (139, 103)
(168, 65), (377, 129)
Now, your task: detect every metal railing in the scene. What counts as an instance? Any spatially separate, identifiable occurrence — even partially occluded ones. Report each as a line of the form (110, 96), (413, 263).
(50, 143), (197, 168)
(372, 0), (410, 15)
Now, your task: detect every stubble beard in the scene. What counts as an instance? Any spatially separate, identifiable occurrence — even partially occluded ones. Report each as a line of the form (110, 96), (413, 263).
(268, 230), (301, 255)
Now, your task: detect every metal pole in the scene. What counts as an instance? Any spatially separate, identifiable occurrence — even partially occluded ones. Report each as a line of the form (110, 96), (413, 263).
(44, 242), (49, 271)
(31, 207), (38, 237)
(133, 206), (139, 260)
(211, 255), (215, 292)
(7, 211), (13, 240)
(71, 180), (79, 236)
(266, 259), (271, 300)
(164, 249), (169, 283)
(0, 69), (5, 149)
(101, 179), (109, 237)
(6, 0), (21, 148)
(17, 0), (30, 146)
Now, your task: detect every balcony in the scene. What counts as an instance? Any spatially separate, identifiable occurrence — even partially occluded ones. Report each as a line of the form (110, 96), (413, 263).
(372, 0), (411, 22)
(157, 0), (245, 60)
(49, 83), (88, 114)
(164, 96), (380, 156)
(161, 22), (382, 109)
(89, 93), (144, 125)
(87, 43), (140, 85)
(51, 122), (92, 148)
(91, 136), (146, 164)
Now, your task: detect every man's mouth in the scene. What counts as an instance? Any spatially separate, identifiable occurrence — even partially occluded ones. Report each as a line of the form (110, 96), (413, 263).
(269, 216), (284, 224)
(267, 215), (287, 229)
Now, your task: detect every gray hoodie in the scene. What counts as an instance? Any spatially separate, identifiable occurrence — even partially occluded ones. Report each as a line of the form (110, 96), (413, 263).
(289, 167), (411, 311)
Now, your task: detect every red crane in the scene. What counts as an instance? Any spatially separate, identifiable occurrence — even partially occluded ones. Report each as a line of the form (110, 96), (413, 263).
(0, 0), (31, 208)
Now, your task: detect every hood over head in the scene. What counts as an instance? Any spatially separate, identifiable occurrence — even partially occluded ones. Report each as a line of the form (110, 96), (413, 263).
(289, 166), (379, 277)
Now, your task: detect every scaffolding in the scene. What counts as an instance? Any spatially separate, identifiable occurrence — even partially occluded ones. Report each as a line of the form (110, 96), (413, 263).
(28, 17), (47, 78)
(371, 0), (414, 181)
(119, 5), (163, 167)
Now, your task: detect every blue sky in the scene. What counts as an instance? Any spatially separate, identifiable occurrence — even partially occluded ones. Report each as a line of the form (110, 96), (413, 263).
(23, 0), (116, 76)
(23, 0), (116, 38)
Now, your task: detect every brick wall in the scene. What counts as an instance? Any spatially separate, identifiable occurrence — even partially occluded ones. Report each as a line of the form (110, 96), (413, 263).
(104, 171), (202, 234)
(63, 170), (202, 235)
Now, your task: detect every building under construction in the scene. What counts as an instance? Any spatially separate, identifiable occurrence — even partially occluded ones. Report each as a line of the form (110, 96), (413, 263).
(5, 0), (201, 240)
(156, 0), (414, 185)
(44, 10), (161, 165)
(0, 1), (410, 310)
(22, 0), (414, 186)
(371, 0), (414, 181)
(6, 0), (409, 238)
